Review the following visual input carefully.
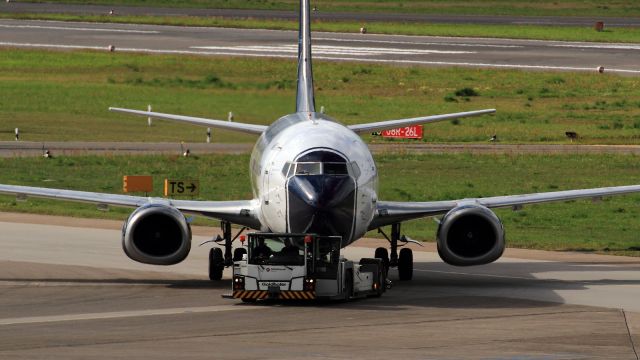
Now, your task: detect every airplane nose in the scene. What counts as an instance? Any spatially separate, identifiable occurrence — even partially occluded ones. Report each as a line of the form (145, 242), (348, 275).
(287, 175), (355, 239)
(288, 175), (353, 209)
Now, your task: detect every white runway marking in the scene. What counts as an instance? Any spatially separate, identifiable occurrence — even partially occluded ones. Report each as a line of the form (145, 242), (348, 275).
(0, 305), (256, 326)
(2, 41), (639, 74)
(0, 42), (114, 51)
(414, 268), (540, 281)
(317, 36), (640, 52)
(191, 44), (475, 56)
(314, 55), (640, 74)
(0, 24), (159, 34)
(0, 280), (163, 287)
(315, 37), (523, 48)
(550, 43), (640, 51)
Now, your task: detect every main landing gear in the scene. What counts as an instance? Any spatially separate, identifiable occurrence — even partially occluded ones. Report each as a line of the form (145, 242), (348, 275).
(376, 223), (417, 281)
(203, 221), (247, 281)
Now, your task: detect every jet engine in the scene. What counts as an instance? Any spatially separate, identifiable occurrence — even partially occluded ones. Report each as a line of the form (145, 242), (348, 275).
(436, 204), (505, 266)
(122, 204), (192, 265)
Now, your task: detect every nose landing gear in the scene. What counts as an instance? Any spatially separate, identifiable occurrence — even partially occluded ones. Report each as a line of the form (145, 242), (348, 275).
(200, 221), (247, 281)
(376, 223), (416, 281)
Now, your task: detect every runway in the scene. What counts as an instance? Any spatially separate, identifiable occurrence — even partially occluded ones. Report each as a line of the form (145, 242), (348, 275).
(1, 19), (640, 74)
(2, 2), (640, 27)
(1, 213), (640, 358)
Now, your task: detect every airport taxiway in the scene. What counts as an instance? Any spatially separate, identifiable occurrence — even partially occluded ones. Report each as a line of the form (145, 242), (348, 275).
(2, 2), (640, 27)
(4, 141), (640, 157)
(1, 19), (639, 74)
(1, 212), (640, 359)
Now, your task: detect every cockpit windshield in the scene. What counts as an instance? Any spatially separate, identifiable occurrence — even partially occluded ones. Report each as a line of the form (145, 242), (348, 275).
(295, 162), (322, 175)
(323, 163), (348, 175)
(292, 162), (348, 176)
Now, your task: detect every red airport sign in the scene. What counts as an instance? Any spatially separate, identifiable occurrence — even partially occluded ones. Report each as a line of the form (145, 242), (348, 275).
(381, 125), (423, 139)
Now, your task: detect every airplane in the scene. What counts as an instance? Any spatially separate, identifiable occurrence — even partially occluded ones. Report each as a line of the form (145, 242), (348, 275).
(2, 0), (640, 282)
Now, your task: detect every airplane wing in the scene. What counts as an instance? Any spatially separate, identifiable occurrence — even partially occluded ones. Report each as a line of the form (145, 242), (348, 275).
(109, 107), (267, 135)
(348, 109), (495, 134)
(0, 184), (261, 229)
(369, 184), (640, 229)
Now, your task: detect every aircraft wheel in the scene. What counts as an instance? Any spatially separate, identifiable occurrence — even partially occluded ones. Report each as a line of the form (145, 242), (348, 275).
(209, 248), (224, 281)
(374, 247), (389, 273)
(398, 248), (413, 281)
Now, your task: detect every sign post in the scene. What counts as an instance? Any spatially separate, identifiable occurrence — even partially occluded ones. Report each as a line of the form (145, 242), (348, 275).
(164, 179), (200, 197)
(123, 175), (153, 194)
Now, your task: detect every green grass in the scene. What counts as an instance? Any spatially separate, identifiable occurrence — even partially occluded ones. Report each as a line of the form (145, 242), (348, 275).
(4, 12), (640, 43)
(21, 0), (640, 17)
(2, 48), (640, 144)
(2, 153), (640, 255)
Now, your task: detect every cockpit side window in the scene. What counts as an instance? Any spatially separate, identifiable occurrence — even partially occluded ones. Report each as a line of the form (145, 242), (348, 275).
(350, 161), (361, 179)
(282, 161), (292, 177)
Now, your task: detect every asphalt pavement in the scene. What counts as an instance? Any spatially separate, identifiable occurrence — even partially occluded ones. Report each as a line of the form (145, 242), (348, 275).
(1, 19), (639, 74)
(1, 213), (640, 359)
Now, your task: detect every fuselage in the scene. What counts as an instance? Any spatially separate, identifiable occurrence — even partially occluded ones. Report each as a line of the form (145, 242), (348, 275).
(249, 112), (378, 247)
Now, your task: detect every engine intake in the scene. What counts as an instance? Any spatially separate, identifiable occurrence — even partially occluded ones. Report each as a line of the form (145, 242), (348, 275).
(436, 204), (505, 266)
(122, 204), (191, 265)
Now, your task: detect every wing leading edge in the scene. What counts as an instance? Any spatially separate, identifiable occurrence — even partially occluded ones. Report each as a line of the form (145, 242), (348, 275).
(348, 109), (495, 134)
(109, 107), (267, 135)
(370, 184), (640, 229)
(0, 184), (261, 229)
(110, 107), (494, 137)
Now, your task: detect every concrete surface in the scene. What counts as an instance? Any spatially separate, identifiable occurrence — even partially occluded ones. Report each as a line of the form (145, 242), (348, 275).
(1, 213), (640, 359)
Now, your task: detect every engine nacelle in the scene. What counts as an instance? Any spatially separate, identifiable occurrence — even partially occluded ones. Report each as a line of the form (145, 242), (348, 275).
(436, 204), (505, 266)
(122, 204), (192, 265)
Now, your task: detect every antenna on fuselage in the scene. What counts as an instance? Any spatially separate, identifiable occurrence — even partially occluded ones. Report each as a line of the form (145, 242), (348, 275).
(295, 0), (316, 114)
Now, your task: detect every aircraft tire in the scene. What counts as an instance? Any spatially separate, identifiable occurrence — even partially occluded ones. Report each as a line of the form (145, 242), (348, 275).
(209, 248), (224, 281)
(398, 248), (413, 281)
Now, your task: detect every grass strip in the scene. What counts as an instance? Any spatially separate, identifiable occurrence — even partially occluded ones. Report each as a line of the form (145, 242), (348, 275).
(19, 0), (640, 18)
(1, 48), (640, 145)
(1, 152), (640, 255)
